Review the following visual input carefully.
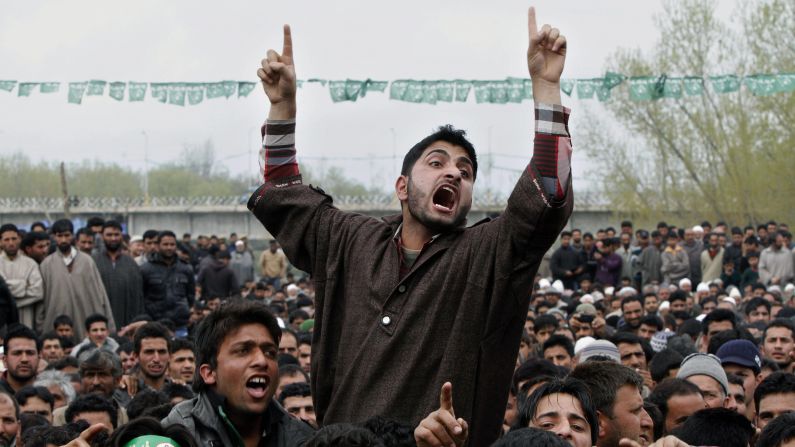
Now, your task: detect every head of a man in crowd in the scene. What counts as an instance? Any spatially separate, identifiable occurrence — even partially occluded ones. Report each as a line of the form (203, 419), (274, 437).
(39, 332), (65, 363)
(0, 224), (21, 259)
(277, 364), (309, 398)
(612, 332), (649, 373)
(34, 370), (75, 410)
(156, 231), (178, 261)
(65, 394), (117, 433)
(86, 216), (104, 235)
(79, 350), (122, 398)
(3, 324), (40, 390)
(395, 125), (477, 234)
(84, 314), (109, 347)
(51, 219), (75, 255)
(21, 231), (50, 263)
(620, 296), (644, 330)
(637, 315), (662, 342)
(763, 319), (795, 370)
(677, 353), (730, 409)
(297, 336), (311, 374)
(15, 385), (55, 424)
(133, 322), (171, 382)
(716, 339), (763, 408)
(648, 378), (706, 435)
(279, 328), (299, 359)
(772, 231), (786, 250)
(142, 229), (159, 255)
(100, 220), (124, 253)
(670, 407), (754, 447)
(278, 382), (317, 428)
(0, 392), (19, 446)
(559, 231), (572, 248)
(641, 293), (658, 316)
(534, 315), (559, 347)
(194, 301), (282, 420)
(520, 377), (598, 447)
(754, 372), (795, 430)
(543, 335), (575, 370)
(75, 227), (94, 254)
(116, 343), (137, 375)
(726, 374), (748, 417)
(168, 339), (196, 384)
(701, 309), (737, 352)
(569, 361), (651, 447)
(746, 297), (772, 324)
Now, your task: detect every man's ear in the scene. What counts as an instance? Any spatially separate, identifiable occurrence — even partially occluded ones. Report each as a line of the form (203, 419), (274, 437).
(395, 175), (409, 202)
(199, 364), (216, 386)
(596, 410), (608, 439)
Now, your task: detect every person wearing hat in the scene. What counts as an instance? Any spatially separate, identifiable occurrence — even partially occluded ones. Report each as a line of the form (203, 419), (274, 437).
(676, 353), (734, 410)
(716, 339), (763, 419)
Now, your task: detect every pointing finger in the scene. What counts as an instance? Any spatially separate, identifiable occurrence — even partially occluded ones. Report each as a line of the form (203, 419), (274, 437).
(282, 24), (293, 64)
(440, 382), (454, 413)
(528, 7), (538, 41)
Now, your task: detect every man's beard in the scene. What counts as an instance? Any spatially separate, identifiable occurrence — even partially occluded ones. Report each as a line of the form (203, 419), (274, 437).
(105, 240), (122, 253)
(9, 366), (35, 383)
(3, 247), (18, 257)
(406, 177), (468, 234)
(58, 242), (72, 254)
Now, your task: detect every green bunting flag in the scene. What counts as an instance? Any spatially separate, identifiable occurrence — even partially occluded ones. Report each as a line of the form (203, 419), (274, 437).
(744, 74), (777, 96)
(222, 80), (237, 98)
(168, 83), (186, 106)
(366, 80), (388, 93)
(205, 82), (225, 99)
(238, 82), (256, 97)
(307, 78), (327, 86)
(455, 80), (472, 102)
(576, 79), (599, 99)
(683, 77), (703, 96)
(187, 83), (205, 105)
(0, 80), (16, 92)
(150, 83), (169, 103)
(560, 79), (575, 96)
(390, 80), (409, 100)
(776, 73), (795, 93)
(663, 77), (683, 99)
(709, 75), (740, 93)
(68, 82), (88, 104)
(40, 82), (60, 94)
(109, 82), (126, 101)
(329, 80), (349, 102)
(86, 80), (106, 96)
(18, 83), (38, 97)
(129, 82), (147, 101)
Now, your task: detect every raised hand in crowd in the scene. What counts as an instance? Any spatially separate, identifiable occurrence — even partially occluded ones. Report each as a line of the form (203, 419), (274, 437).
(257, 24), (297, 120)
(414, 382), (469, 447)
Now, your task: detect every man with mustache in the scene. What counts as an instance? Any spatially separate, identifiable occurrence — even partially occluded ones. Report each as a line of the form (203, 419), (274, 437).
(36, 219), (115, 339)
(92, 220), (145, 327)
(250, 7), (572, 446)
(0, 223), (43, 329)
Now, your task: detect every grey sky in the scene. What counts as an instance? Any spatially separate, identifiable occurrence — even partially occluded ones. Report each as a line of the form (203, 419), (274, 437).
(0, 0), (738, 195)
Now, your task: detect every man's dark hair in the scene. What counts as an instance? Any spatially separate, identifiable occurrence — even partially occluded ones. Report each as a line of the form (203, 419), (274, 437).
(639, 314), (663, 331)
(133, 322), (171, 354)
(669, 291), (687, 304)
(40, 331), (63, 345)
(745, 297), (772, 316)
(569, 361), (643, 416)
(76, 227), (93, 239)
(726, 372), (745, 388)
(754, 371), (795, 411)
(763, 318), (795, 341)
(48, 356), (79, 371)
(756, 412), (795, 447)
(116, 341), (134, 356)
(4, 323), (40, 353)
(648, 349), (684, 384)
(126, 389), (169, 420)
(278, 382), (311, 405)
(15, 386), (55, 411)
(53, 315), (74, 330)
(701, 309), (736, 335)
(362, 416), (415, 447)
(86, 217), (105, 228)
(304, 423), (383, 447)
(161, 382), (194, 402)
(706, 328), (756, 354)
(157, 230), (177, 243)
(401, 125), (478, 180)
(670, 407), (753, 447)
(142, 229), (159, 240)
(101, 220), (122, 232)
(20, 231), (49, 250)
(534, 314), (559, 332)
(513, 358), (566, 396)
(107, 417), (199, 447)
(542, 334), (574, 358)
(279, 364), (310, 383)
(169, 338), (195, 355)
(65, 394), (118, 428)
(620, 295), (643, 312)
(518, 377), (599, 444)
(289, 309), (310, 324)
(0, 223), (19, 237)
(51, 219), (74, 235)
(644, 401), (663, 441)
(80, 349), (123, 378)
(193, 301), (282, 392)
(676, 318), (701, 339)
(494, 428), (569, 447)
(647, 378), (703, 427)
(83, 313), (108, 331)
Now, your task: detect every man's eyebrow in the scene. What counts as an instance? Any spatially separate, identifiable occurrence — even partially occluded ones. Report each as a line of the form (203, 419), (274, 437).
(425, 148), (473, 167)
(535, 411), (562, 419)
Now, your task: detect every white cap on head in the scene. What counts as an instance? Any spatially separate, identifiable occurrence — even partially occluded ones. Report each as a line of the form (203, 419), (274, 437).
(696, 282), (710, 293)
(729, 287), (742, 299)
(552, 280), (565, 293)
(574, 336), (596, 356)
(659, 301), (670, 311)
(693, 225), (704, 232)
(679, 278), (692, 288)
(605, 286), (615, 296)
(580, 294), (594, 304)
(722, 296), (737, 306)
(538, 278), (551, 290)
(235, 240), (245, 247)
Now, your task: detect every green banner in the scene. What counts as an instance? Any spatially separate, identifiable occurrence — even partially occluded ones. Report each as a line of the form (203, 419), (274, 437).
(40, 82), (60, 93)
(205, 82), (225, 99)
(710, 75), (740, 93)
(454, 80), (472, 102)
(129, 82), (147, 101)
(150, 83), (169, 103)
(366, 80), (388, 93)
(68, 82), (88, 104)
(238, 82), (256, 97)
(187, 83), (205, 105)
(683, 76), (703, 96)
(109, 82), (125, 101)
(390, 80), (409, 100)
(168, 83), (186, 106)
(775, 73), (795, 93)
(0, 80), (16, 92)
(222, 80), (237, 98)
(18, 83), (38, 97)
(560, 79), (575, 96)
(744, 74), (777, 96)
(576, 79), (599, 99)
(86, 80), (106, 96)
(663, 77), (683, 99)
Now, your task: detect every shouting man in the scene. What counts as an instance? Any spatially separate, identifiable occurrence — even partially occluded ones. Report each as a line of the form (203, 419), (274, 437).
(249, 7), (572, 445)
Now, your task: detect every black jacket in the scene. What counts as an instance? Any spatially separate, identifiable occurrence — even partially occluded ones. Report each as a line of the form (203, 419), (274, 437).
(140, 253), (195, 327)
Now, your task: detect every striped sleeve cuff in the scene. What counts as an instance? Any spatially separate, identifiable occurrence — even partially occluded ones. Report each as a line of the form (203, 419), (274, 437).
(530, 103), (572, 202)
(261, 118), (300, 183)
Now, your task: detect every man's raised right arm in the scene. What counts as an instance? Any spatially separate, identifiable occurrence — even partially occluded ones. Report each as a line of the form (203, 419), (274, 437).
(256, 25), (301, 187)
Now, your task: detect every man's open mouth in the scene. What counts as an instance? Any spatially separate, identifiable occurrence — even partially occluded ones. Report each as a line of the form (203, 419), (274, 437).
(432, 184), (457, 214)
(246, 376), (270, 399)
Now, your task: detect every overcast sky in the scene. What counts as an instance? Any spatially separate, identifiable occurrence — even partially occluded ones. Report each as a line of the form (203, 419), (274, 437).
(0, 0), (739, 195)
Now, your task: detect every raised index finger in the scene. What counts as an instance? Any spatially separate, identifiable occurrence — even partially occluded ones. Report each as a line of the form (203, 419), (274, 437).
(282, 24), (293, 63)
(440, 381), (454, 413)
(528, 7), (538, 40)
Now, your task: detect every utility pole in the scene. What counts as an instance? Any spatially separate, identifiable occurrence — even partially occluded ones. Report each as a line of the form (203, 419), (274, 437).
(60, 162), (71, 219)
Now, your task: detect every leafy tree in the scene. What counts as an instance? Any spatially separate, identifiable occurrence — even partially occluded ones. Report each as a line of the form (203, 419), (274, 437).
(581, 0), (794, 226)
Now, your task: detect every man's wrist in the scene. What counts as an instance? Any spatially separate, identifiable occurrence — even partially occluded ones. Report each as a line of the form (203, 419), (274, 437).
(268, 101), (297, 120)
(532, 79), (562, 105)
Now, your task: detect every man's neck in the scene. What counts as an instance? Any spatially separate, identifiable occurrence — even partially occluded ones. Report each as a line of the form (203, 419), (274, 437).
(226, 407), (264, 447)
(6, 374), (31, 392)
(4, 251), (17, 261)
(400, 212), (435, 251)
(143, 375), (166, 390)
(106, 249), (121, 261)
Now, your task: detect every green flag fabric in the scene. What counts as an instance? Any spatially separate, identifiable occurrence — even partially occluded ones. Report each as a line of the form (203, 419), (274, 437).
(683, 77), (703, 96)
(0, 80), (16, 92)
(187, 83), (205, 105)
(150, 83), (169, 103)
(454, 80), (472, 102)
(744, 74), (777, 96)
(560, 79), (575, 96)
(168, 83), (186, 106)
(390, 80), (409, 100)
(17, 83), (38, 97)
(128, 82), (147, 101)
(86, 80), (106, 96)
(68, 82), (88, 104)
(40, 82), (60, 94)
(108, 82), (126, 101)
(775, 73), (795, 93)
(710, 75), (740, 93)
(238, 82), (256, 97)
(222, 80), (237, 98)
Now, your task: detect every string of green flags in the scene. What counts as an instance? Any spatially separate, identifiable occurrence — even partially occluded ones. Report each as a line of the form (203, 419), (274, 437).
(0, 73), (792, 105)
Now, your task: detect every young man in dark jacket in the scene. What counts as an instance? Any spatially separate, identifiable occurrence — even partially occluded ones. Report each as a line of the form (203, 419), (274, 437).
(162, 300), (313, 447)
(251, 7), (572, 447)
(140, 231), (195, 334)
